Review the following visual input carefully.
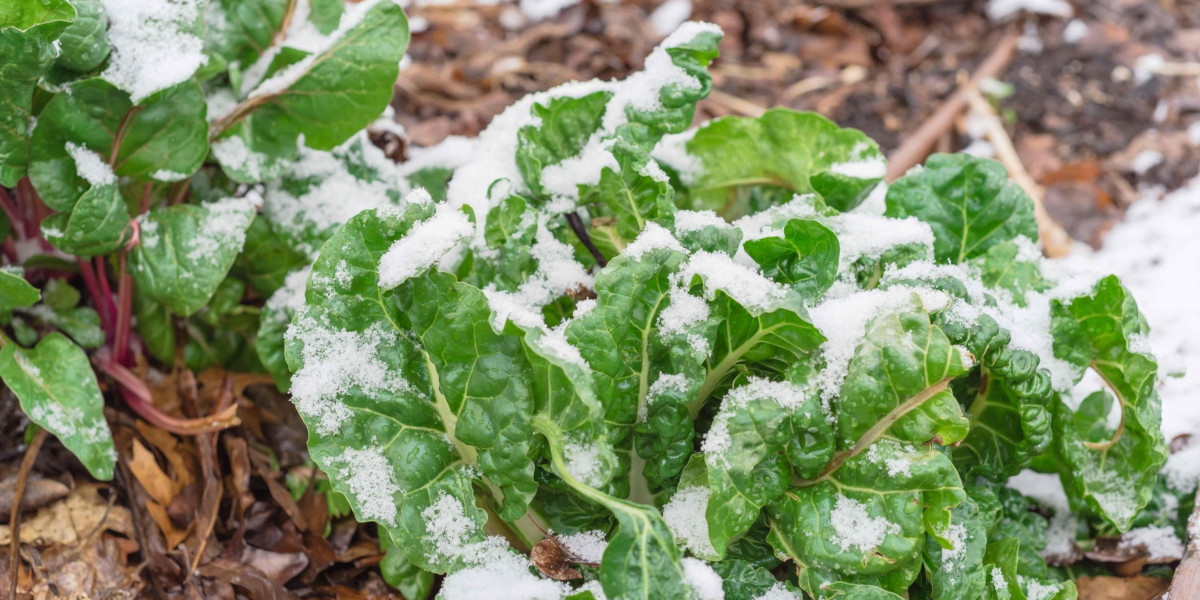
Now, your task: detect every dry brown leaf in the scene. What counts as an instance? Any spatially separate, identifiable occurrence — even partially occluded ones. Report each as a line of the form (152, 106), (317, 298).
(1075, 575), (1170, 600)
(0, 484), (133, 546)
(128, 438), (177, 507)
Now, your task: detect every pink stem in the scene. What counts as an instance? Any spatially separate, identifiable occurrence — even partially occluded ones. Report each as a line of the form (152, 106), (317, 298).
(114, 253), (133, 366)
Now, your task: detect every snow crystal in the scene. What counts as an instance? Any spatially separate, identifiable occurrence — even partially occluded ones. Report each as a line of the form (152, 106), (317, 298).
(264, 137), (407, 256)
(1020, 577), (1066, 600)
(704, 378), (811, 458)
(624, 222), (686, 259)
(378, 203), (474, 289)
(991, 567), (1010, 597)
(330, 447), (398, 525)
(1057, 175), (1200, 441)
(537, 328), (589, 369)
(1163, 438), (1200, 494)
(809, 287), (948, 403)
(1119, 526), (1184, 561)
(151, 169), (188, 182)
(828, 144), (886, 180)
(986, 0), (1072, 21)
(752, 583), (802, 600)
(100, 0), (209, 103)
(563, 440), (606, 487)
(264, 267), (312, 322)
(865, 440), (914, 477)
(249, 0), (388, 99)
(398, 135), (477, 180)
(658, 287), (710, 335)
(822, 211), (935, 270)
(650, 0), (693, 36)
(211, 136), (274, 181)
(483, 220), (594, 328)
(557, 530), (607, 563)
(651, 129), (701, 186)
(573, 298), (597, 318)
(541, 137), (619, 200)
(65, 142), (115, 186)
(681, 558), (724, 600)
(640, 158), (670, 183)
(673, 210), (728, 233)
(828, 157), (887, 180)
(286, 314), (413, 435)
(678, 251), (787, 314)
(186, 195), (258, 264)
(423, 493), (570, 600)
(829, 495), (900, 553)
(941, 523), (969, 565)
(663, 485), (717, 557)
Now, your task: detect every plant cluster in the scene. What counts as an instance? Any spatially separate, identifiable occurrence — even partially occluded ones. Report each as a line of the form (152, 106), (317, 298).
(0, 2), (1191, 600)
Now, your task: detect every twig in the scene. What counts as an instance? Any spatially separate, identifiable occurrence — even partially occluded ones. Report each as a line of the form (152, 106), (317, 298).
(886, 29), (1020, 181)
(1169, 489), (1200, 599)
(565, 212), (607, 268)
(8, 427), (48, 598)
(706, 89), (767, 117)
(961, 84), (1072, 258)
(1147, 61), (1200, 77)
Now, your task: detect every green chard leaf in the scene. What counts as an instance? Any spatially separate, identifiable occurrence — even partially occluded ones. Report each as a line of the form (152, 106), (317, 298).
(211, 0), (409, 182)
(0, 267), (41, 310)
(130, 196), (258, 317)
(678, 109), (884, 217)
(744, 218), (840, 299)
(0, 332), (115, 480)
(28, 78), (209, 210)
(0, 0), (75, 186)
(1051, 275), (1168, 530)
(884, 154), (1038, 264)
(54, 0), (110, 72)
(41, 182), (133, 256)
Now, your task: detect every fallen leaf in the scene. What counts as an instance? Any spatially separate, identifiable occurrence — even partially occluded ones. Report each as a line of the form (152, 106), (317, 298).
(1075, 575), (1170, 600)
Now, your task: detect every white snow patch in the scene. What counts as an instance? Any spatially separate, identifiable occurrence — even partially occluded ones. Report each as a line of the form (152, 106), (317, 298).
(330, 447), (398, 525)
(65, 142), (115, 186)
(650, 0), (693, 36)
(378, 202), (473, 289)
(987, 0), (1072, 21)
(681, 558), (724, 600)
(829, 495), (901, 553)
(100, 0), (209, 103)
(663, 485), (717, 557)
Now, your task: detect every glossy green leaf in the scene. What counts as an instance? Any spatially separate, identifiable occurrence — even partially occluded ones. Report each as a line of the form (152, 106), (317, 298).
(0, 0), (75, 186)
(54, 0), (109, 72)
(0, 332), (115, 480)
(581, 141), (676, 244)
(744, 218), (840, 299)
(517, 91), (611, 198)
(681, 109), (884, 216)
(28, 78), (209, 210)
(1051, 275), (1168, 530)
(129, 197), (257, 316)
(0, 268), (40, 310)
(885, 154), (1037, 264)
(41, 182), (132, 256)
(212, 0), (409, 180)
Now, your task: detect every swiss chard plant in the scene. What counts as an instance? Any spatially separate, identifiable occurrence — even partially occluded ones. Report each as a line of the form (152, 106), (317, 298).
(0, 1), (1188, 599)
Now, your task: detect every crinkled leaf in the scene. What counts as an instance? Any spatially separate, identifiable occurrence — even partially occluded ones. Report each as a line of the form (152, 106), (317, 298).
(703, 379), (833, 557)
(1051, 275), (1168, 530)
(0, 332), (114, 480)
(923, 495), (989, 600)
(581, 141), (676, 244)
(744, 218), (840, 299)
(233, 215), (311, 296)
(937, 313), (1054, 480)
(517, 91), (611, 198)
(884, 154), (1037, 264)
(971, 240), (1052, 306)
(836, 299), (969, 449)
(681, 109), (884, 216)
